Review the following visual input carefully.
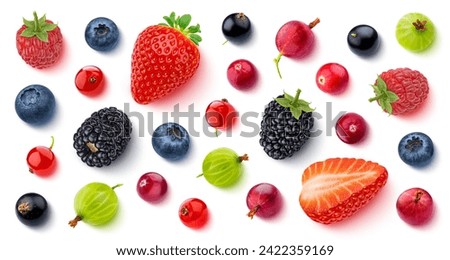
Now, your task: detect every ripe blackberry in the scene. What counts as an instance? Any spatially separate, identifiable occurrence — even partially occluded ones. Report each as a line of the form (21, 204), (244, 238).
(73, 107), (132, 167)
(259, 89), (314, 160)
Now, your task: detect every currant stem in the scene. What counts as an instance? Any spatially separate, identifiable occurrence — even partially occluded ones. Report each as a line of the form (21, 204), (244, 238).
(274, 53), (283, 79)
(68, 215), (82, 228)
(49, 136), (55, 150)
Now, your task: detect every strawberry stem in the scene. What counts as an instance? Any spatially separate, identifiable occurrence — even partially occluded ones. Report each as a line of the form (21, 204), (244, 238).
(160, 12), (202, 45)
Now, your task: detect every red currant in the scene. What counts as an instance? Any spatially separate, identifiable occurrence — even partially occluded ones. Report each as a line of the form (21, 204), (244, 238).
(136, 172), (168, 203)
(227, 59), (258, 90)
(178, 198), (209, 229)
(75, 65), (105, 96)
(26, 136), (56, 177)
(316, 63), (349, 94)
(335, 112), (368, 144)
(205, 99), (238, 131)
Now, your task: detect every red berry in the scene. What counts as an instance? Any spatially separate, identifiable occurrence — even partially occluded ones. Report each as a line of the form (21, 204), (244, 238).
(26, 136), (56, 177)
(335, 112), (367, 144)
(75, 65), (105, 96)
(227, 59), (258, 90)
(316, 63), (349, 94)
(369, 68), (429, 115)
(274, 18), (320, 78)
(396, 187), (434, 226)
(205, 99), (237, 131)
(178, 198), (209, 229)
(16, 12), (63, 69)
(136, 172), (168, 203)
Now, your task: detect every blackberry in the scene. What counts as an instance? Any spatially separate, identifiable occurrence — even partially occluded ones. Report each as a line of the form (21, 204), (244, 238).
(259, 89), (314, 160)
(73, 107), (132, 167)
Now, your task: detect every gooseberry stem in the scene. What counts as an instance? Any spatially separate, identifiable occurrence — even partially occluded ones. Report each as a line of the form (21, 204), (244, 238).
(239, 154), (249, 162)
(247, 205), (260, 219)
(68, 215), (82, 228)
(111, 184), (123, 190)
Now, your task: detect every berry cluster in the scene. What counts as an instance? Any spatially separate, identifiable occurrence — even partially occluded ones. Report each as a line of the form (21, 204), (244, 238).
(13, 9), (437, 231)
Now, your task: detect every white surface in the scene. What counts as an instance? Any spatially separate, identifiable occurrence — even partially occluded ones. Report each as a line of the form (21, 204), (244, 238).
(2, 0), (447, 259)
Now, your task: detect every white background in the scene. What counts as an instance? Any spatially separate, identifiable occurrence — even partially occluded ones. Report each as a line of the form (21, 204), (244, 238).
(2, 0), (448, 259)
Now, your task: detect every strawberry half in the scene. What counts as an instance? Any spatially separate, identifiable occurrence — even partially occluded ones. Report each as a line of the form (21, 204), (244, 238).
(131, 12), (202, 104)
(16, 12), (63, 69)
(299, 158), (388, 224)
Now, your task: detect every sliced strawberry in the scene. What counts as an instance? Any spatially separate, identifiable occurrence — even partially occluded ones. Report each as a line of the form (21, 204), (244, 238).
(299, 158), (388, 224)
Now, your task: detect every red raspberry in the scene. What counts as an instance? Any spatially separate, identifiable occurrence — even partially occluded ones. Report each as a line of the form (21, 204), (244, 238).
(369, 68), (429, 115)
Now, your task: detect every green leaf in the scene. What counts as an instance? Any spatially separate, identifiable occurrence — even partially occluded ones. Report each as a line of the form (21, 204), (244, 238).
(290, 107), (302, 120)
(159, 23), (169, 27)
(187, 24), (200, 33)
(297, 100), (315, 112)
(386, 91), (399, 103)
(178, 14), (191, 30)
(163, 16), (174, 27)
(36, 31), (48, 42)
(275, 98), (291, 108)
(283, 92), (294, 102)
(20, 27), (36, 37)
(23, 18), (35, 29)
(189, 34), (202, 45)
(38, 14), (46, 24)
(42, 23), (57, 31)
(376, 76), (387, 92)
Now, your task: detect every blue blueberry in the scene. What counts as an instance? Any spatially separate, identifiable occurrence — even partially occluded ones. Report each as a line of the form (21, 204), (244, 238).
(85, 17), (119, 52)
(152, 122), (190, 161)
(15, 84), (56, 125)
(398, 132), (434, 167)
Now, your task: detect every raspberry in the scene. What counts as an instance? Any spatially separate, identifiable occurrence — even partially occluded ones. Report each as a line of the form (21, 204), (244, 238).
(369, 68), (429, 115)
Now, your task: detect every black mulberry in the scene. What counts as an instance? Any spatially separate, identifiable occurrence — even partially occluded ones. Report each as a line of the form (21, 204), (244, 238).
(73, 107), (132, 167)
(259, 89), (314, 160)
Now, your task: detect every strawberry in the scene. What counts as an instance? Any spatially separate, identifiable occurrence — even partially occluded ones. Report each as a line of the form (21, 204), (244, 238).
(16, 12), (63, 69)
(299, 158), (388, 224)
(131, 12), (202, 104)
(368, 68), (429, 115)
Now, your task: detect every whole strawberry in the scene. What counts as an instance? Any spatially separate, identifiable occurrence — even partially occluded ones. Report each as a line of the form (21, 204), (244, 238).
(369, 68), (429, 115)
(131, 12), (202, 104)
(16, 12), (63, 69)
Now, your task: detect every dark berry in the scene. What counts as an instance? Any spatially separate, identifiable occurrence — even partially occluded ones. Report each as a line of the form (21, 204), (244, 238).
(15, 84), (56, 125)
(85, 17), (120, 52)
(16, 193), (49, 226)
(347, 24), (380, 56)
(73, 107), (132, 167)
(259, 89), (315, 160)
(222, 13), (252, 43)
(398, 132), (434, 167)
(152, 122), (190, 161)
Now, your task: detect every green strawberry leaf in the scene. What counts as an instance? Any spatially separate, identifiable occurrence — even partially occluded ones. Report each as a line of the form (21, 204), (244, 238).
(178, 14), (191, 31)
(161, 12), (202, 46)
(275, 89), (315, 120)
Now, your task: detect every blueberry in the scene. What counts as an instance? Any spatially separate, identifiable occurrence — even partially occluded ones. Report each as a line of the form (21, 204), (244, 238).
(15, 192), (49, 226)
(152, 122), (190, 161)
(85, 17), (120, 52)
(398, 132), (434, 167)
(15, 84), (56, 125)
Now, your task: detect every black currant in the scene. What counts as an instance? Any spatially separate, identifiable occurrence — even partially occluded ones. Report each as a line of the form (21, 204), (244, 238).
(347, 24), (380, 56)
(15, 192), (49, 226)
(222, 12), (252, 43)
